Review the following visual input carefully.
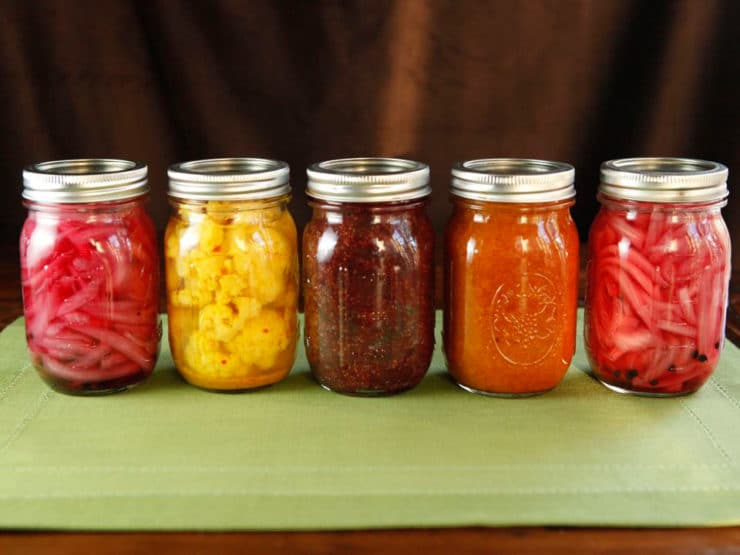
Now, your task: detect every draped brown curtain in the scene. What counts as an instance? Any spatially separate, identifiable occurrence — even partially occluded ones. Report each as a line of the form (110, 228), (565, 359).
(0, 0), (738, 264)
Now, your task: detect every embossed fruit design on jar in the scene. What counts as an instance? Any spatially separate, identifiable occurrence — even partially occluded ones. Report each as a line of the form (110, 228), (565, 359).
(444, 159), (579, 396)
(585, 158), (731, 396)
(492, 274), (560, 366)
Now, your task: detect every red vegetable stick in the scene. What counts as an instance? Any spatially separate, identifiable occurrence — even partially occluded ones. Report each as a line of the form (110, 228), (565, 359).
(612, 328), (653, 352)
(27, 301), (54, 339)
(41, 355), (141, 383)
(70, 325), (152, 369)
(656, 319), (695, 338)
(696, 272), (714, 357)
(70, 344), (111, 369)
(607, 217), (645, 249)
(677, 287), (697, 326)
(601, 258), (654, 296)
(596, 243), (664, 288)
(101, 351), (129, 370)
(644, 210), (665, 252)
(704, 271), (723, 354)
(63, 224), (122, 249)
(644, 346), (674, 383)
(56, 278), (101, 317)
(80, 303), (156, 328)
(39, 345), (78, 360)
(36, 334), (94, 355)
(604, 266), (652, 327)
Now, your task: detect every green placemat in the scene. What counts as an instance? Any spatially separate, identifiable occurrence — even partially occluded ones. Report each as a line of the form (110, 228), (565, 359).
(0, 310), (739, 530)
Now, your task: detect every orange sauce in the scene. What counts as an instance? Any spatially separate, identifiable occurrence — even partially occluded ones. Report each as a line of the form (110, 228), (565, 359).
(444, 198), (579, 395)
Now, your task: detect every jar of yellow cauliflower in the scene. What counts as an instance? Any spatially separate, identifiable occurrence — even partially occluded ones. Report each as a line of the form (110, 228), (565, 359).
(166, 158), (298, 390)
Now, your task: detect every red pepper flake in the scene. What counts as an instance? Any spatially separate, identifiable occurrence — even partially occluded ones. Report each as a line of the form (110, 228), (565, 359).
(262, 328), (269, 334)
(213, 246), (221, 253)
(221, 359), (227, 365)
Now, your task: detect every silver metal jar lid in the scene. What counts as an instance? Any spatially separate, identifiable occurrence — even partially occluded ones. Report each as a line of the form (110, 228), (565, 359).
(168, 157), (290, 201)
(450, 158), (576, 203)
(600, 158), (729, 203)
(22, 159), (148, 203)
(306, 157), (430, 203)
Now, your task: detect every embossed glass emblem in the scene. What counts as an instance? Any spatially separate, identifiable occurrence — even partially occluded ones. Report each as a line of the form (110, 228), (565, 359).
(492, 274), (559, 365)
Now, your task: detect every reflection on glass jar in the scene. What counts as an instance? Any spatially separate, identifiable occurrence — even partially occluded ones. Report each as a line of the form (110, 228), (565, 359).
(586, 158), (731, 396)
(20, 159), (161, 395)
(303, 158), (435, 396)
(166, 158), (298, 391)
(444, 159), (579, 397)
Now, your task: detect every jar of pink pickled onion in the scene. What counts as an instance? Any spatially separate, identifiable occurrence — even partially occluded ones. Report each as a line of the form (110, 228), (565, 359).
(20, 159), (161, 394)
(585, 158), (731, 396)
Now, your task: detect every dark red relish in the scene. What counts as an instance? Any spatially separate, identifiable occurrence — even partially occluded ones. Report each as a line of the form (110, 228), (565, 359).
(302, 199), (434, 395)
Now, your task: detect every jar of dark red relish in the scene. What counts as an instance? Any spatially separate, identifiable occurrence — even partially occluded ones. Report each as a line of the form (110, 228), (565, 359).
(586, 158), (731, 396)
(20, 159), (161, 395)
(303, 157), (435, 396)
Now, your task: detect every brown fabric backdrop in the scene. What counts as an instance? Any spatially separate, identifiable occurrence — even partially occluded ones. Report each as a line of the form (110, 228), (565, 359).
(0, 0), (738, 262)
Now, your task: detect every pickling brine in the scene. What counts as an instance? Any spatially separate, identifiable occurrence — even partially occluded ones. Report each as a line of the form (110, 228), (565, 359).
(585, 158), (731, 396)
(166, 158), (298, 391)
(20, 160), (160, 394)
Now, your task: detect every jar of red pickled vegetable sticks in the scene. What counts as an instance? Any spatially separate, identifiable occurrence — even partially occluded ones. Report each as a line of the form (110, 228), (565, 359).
(303, 157), (435, 396)
(444, 159), (579, 396)
(20, 159), (161, 394)
(166, 158), (298, 391)
(585, 157), (731, 396)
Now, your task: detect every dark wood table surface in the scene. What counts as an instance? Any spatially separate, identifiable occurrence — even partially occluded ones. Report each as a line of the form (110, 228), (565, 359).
(0, 242), (739, 554)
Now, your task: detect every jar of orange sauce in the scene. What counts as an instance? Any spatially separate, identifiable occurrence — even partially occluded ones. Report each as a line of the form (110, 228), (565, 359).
(444, 159), (579, 396)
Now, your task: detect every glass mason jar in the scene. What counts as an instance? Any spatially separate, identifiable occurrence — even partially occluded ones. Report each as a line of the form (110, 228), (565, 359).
(585, 158), (731, 396)
(444, 159), (579, 397)
(166, 158), (298, 391)
(20, 159), (161, 395)
(303, 157), (435, 396)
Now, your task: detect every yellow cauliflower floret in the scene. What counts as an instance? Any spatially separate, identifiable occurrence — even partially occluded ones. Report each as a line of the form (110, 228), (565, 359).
(199, 303), (238, 342)
(194, 251), (226, 277)
(244, 264), (285, 305)
(214, 273), (248, 305)
(233, 296), (261, 325)
(174, 252), (192, 281)
(184, 329), (241, 377)
(165, 224), (181, 259)
(232, 203), (282, 226)
(206, 201), (238, 225)
(167, 305), (197, 361)
(178, 254), (227, 306)
(230, 309), (291, 371)
(230, 225), (292, 304)
(224, 225), (255, 256)
(198, 217), (224, 255)
(227, 224), (290, 260)
(171, 287), (213, 307)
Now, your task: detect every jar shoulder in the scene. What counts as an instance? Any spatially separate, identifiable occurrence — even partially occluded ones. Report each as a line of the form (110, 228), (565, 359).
(304, 209), (434, 262)
(446, 206), (578, 257)
(589, 205), (731, 254)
